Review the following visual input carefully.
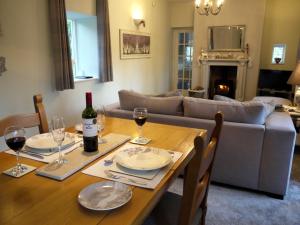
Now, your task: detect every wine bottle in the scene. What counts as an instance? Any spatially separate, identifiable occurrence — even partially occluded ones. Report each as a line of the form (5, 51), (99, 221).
(82, 92), (98, 152)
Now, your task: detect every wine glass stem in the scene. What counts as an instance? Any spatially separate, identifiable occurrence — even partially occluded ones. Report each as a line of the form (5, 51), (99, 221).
(138, 125), (143, 138)
(58, 145), (62, 162)
(16, 151), (21, 171)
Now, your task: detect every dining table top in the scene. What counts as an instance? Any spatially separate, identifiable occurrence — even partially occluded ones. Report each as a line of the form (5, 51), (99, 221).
(0, 117), (206, 225)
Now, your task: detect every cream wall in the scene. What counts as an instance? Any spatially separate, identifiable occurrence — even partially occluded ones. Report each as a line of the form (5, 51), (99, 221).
(260, 0), (300, 71)
(193, 0), (266, 100)
(65, 0), (96, 16)
(0, 0), (171, 148)
(169, 0), (194, 28)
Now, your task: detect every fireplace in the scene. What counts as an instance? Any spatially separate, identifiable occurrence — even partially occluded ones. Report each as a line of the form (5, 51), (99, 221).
(208, 66), (237, 99)
(198, 57), (248, 101)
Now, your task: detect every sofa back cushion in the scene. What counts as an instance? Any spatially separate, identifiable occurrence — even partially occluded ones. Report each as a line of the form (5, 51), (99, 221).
(118, 90), (183, 116)
(214, 95), (275, 117)
(153, 90), (183, 97)
(213, 95), (239, 103)
(183, 97), (269, 124)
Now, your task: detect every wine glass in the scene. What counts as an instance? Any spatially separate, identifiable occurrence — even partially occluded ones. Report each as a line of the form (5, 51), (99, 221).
(50, 117), (67, 165)
(133, 108), (148, 143)
(97, 106), (106, 143)
(4, 126), (27, 176)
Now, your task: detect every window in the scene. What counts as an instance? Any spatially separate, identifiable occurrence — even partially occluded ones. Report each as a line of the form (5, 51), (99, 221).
(271, 44), (286, 64)
(172, 30), (193, 92)
(66, 12), (99, 81)
(67, 19), (78, 76)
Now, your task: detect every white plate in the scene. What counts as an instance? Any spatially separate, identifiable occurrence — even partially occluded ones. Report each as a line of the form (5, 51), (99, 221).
(26, 132), (75, 150)
(78, 181), (132, 211)
(75, 124), (102, 132)
(115, 147), (172, 171)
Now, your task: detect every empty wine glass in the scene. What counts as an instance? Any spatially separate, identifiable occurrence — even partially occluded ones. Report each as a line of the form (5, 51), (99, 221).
(4, 126), (27, 176)
(50, 117), (67, 165)
(97, 106), (106, 143)
(133, 108), (148, 143)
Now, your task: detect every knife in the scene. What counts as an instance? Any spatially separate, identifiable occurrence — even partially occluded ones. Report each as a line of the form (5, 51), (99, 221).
(20, 150), (44, 159)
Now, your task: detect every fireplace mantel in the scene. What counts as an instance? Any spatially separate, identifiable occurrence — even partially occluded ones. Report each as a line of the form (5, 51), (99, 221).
(198, 57), (249, 101)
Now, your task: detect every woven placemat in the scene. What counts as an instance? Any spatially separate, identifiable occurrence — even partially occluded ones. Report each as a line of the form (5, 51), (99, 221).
(36, 133), (131, 181)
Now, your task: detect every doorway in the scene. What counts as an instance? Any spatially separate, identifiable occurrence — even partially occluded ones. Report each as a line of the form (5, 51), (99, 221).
(172, 29), (194, 94)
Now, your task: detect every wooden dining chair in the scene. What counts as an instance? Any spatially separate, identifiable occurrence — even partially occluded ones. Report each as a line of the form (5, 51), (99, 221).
(0, 94), (49, 136)
(143, 112), (224, 225)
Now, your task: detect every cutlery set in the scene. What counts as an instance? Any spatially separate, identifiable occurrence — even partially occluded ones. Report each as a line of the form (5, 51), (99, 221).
(104, 170), (147, 185)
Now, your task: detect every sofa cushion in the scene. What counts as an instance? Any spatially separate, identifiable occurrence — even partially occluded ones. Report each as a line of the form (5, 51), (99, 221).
(118, 90), (183, 116)
(154, 90), (182, 97)
(183, 97), (269, 124)
(213, 95), (239, 102)
(252, 96), (292, 106)
(214, 95), (275, 117)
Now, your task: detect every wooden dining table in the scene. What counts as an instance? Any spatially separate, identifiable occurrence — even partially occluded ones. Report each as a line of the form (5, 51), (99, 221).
(0, 117), (206, 225)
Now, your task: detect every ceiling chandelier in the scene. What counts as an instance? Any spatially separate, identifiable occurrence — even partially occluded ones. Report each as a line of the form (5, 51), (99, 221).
(195, 0), (224, 16)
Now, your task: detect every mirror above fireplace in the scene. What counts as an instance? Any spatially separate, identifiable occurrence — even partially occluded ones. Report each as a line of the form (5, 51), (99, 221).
(208, 25), (246, 52)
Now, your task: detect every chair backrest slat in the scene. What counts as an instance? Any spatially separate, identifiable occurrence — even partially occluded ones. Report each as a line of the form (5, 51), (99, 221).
(178, 112), (223, 225)
(33, 95), (49, 133)
(198, 140), (216, 180)
(0, 114), (40, 136)
(0, 94), (48, 137)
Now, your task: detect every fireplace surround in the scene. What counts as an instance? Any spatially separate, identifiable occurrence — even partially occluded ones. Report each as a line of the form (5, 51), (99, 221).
(198, 57), (249, 100)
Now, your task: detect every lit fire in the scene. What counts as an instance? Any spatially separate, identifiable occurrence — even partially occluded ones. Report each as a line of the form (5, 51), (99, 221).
(217, 84), (230, 93)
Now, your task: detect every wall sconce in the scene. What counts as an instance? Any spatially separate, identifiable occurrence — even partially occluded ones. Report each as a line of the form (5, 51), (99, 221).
(132, 6), (145, 29)
(133, 19), (145, 28)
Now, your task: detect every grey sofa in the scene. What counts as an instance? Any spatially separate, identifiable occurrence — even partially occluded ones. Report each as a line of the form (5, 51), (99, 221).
(106, 90), (296, 198)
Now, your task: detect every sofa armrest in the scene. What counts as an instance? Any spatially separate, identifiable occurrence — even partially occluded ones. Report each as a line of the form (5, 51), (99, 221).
(259, 112), (296, 196)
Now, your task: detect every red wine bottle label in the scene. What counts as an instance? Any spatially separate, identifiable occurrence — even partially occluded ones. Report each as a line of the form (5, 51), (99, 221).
(83, 119), (98, 137)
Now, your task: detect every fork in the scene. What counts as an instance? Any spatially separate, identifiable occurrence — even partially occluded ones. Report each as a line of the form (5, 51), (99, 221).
(104, 170), (147, 185)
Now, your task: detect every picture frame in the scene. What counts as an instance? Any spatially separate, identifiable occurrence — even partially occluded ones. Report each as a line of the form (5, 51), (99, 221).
(119, 30), (151, 59)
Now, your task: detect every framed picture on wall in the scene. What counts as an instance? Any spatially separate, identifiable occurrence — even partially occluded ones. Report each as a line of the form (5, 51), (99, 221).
(119, 30), (151, 59)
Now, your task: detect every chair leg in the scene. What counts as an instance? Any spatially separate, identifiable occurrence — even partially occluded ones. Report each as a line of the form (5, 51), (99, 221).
(200, 202), (207, 225)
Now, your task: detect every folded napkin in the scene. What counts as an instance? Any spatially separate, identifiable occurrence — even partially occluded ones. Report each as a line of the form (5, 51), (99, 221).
(82, 143), (183, 189)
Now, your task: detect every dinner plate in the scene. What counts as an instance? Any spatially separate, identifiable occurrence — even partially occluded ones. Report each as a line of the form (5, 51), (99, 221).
(26, 132), (75, 150)
(78, 181), (132, 211)
(115, 147), (172, 171)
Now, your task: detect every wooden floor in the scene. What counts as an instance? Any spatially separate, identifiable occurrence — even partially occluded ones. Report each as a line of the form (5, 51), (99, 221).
(291, 146), (300, 182)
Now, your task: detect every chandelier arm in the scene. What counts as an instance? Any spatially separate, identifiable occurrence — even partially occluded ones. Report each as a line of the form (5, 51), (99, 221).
(210, 6), (222, 15)
(196, 7), (209, 16)
(195, 0), (223, 16)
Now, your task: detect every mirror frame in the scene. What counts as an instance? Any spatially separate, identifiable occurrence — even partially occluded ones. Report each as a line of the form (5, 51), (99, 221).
(208, 25), (246, 52)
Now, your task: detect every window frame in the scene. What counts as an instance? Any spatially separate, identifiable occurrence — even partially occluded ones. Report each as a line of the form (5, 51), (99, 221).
(271, 43), (286, 65)
(172, 29), (194, 92)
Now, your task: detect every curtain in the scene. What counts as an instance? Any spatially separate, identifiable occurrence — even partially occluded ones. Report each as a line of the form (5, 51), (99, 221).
(49, 0), (74, 91)
(96, 0), (113, 82)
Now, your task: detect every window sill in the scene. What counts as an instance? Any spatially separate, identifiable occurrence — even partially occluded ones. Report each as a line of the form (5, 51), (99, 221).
(74, 77), (98, 83)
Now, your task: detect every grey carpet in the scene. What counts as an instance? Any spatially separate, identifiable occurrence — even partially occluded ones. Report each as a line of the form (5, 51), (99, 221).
(168, 179), (300, 225)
